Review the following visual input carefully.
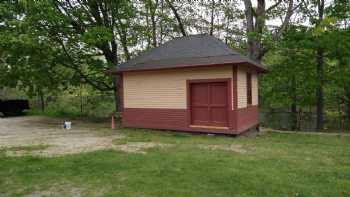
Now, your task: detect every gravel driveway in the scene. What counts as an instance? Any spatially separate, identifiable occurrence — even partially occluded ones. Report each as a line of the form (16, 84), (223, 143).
(0, 116), (122, 156)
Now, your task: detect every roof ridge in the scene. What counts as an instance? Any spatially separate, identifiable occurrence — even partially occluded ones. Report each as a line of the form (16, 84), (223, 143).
(135, 54), (240, 64)
(151, 34), (210, 50)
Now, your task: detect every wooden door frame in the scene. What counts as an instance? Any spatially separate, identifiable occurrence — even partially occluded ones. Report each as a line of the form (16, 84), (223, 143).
(186, 78), (232, 128)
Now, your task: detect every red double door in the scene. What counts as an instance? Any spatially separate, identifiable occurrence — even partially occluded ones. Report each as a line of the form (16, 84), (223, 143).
(190, 81), (229, 127)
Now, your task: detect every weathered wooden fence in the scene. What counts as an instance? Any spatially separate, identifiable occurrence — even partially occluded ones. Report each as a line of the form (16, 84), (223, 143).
(260, 111), (350, 132)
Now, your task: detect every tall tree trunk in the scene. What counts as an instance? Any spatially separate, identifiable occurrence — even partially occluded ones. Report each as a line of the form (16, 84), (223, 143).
(209, 0), (215, 36)
(291, 76), (298, 130)
(151, 14), (157, 47)
(159, 0), (164, 44)
(149, 0), (158, 47)
(345, 87), (350, 121)
(291, 103), (298, 130)
(117, 25), (131, 60)
(224, 26), (228, 44)
(38, 91), (45, 112)
(243, 0), (265, 62)
(103, 46), (121, 113)
(79, 83), (83, 114)
(243, 0), (257, 60)
(146, 7), (151, 49)
(315, 48), (324, 130)
(315, 0), (325, 131)
(224, 14), (230, 44)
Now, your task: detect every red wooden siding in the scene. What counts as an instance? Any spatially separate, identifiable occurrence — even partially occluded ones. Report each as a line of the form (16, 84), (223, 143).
(122, 106), (258, 135)
(235, 105), (259, 132)
(122, 108), (187, 130)
(122, 108), (233, 134)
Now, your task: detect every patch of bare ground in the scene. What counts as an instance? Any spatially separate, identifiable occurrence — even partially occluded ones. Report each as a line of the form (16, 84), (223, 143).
(114, 142), (171, 154)
(199, 144), (248, 154)
(5, 135), (122, 157)
(23, 183), (86, 197)
(0, 116), (124, 157)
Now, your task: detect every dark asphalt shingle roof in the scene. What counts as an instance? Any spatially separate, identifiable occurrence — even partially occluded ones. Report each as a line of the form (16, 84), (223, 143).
(109, 34), (266, 73)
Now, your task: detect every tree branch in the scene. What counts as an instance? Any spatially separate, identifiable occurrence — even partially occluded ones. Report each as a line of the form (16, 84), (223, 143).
(56, 38), (112, 91)
(266, 0), (283, 13)
(165, 0), (187, 36)
(273, 0), (300, 40)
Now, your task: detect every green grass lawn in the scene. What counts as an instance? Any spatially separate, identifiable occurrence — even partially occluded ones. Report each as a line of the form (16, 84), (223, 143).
(1, 129), (349, 197)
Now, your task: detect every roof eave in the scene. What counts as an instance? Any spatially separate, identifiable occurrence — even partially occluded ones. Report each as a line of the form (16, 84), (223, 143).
(106, 61), (267, 75)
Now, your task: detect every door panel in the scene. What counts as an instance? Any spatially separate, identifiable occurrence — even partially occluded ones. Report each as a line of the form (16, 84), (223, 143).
(210, 107), (228, 126)
(192, 107), (210, 125)
(191, 83), (210, 125)
(191, 83), (208, 105)
(190, 81), (228, 127)
(210, 83), (227, 105)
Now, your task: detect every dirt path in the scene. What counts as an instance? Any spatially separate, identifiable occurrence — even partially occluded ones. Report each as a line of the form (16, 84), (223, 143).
(0, 116), (123, 156)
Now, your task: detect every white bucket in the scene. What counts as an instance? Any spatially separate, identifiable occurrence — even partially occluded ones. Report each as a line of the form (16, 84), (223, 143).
(64, 121), (72, 130)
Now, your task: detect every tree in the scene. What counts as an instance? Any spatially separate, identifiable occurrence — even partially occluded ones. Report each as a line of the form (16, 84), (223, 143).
(1, 0), (140, 112)
(325, 0), (350, 120)
(0, 1), (73, 110)
(260, 26), (316, 130)
(242, 0), (300, 62)
(315, 0), (326, 131)
(260, 0), (350, 131)
(301, 0), (329, 130)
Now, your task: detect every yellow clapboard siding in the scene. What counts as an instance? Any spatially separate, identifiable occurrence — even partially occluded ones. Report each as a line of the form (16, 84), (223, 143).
(237, 68), (247, 108)
(237, 67), (258, 108)
(124, 66), (233, 109)
(252, 73), (258, 105)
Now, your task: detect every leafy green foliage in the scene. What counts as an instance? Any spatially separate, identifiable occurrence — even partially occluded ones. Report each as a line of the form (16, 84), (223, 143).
(261, 26), (315, 108)
(261, 0), (350, 123)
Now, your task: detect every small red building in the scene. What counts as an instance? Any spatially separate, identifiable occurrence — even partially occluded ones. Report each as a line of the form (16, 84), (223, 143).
(109, 35), (267, 135)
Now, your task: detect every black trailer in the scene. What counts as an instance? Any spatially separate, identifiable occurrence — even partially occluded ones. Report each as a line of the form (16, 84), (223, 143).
(0, 99), (29, 116)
